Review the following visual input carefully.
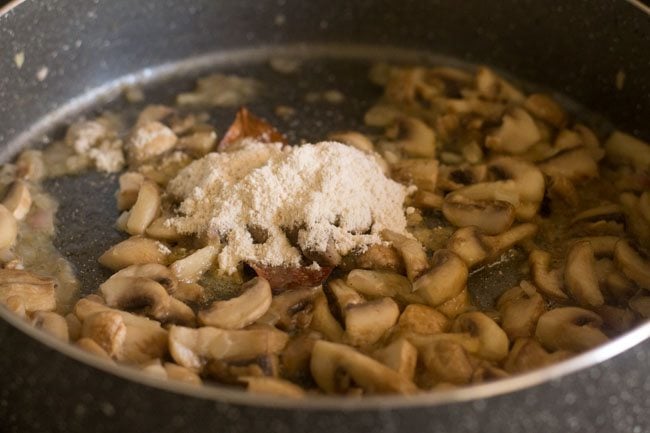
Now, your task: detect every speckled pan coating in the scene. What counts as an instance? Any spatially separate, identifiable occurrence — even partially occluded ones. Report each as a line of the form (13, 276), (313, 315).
(0, 0), (649, 432)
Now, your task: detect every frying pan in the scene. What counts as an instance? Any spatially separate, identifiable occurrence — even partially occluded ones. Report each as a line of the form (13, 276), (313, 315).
(0, 0), (649, 432)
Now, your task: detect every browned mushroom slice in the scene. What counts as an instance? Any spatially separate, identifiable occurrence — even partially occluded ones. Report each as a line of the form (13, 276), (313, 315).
(485, 107), (541, 154)
(535, 307), (608, 352)
(256, 286), (319, 331)
(349, 243), (405, 273)
(0, 204), (18, 250)
(0, 269), (56, 313)
(442, 195), (515, 235)
(523, 93), (568, 128)
(397, 304), (450, 335)
(310, 340), (418, 395)
(391, 159), (439, 192)
(614, 240), (650, 290)
(413, 250), (467, 307)
(496, 281), (545, 339)
(74, 298), (168, 364)
(565, 241), (605, 307)
(100, 276), (171, 320)
(344, 297), (400, 347)
(436, 287), (471, 319)
(475, 66), (525, 103)
(539, 148), (599, 182)
(81, 311), (127, 357)
(345, 269), (422, 304)
(503, 338), (571, 374)
(199, 277), (272, 329)
(168, 325), (289, 370)
(241, 376), (305, 398)
(447, 223), (538, 268)
(604, 131), (650, 172)
(2, 180), (32, 220)
(529, 249), (568, 300)
(437, 164), (488, 192)
(381, 230), (429, 281)
(629, 295), (650, 319)
(595, 305), (636, 334)
(573, 236), (619, 257)
(452, 312), (509, 362)
(385, 117), (436, 158)
(77, 338), (113, 360)
(98, 236), (170, 271)
(372, 338), (418, 380)
(218, 107), (287, 151)
(420, 338), (475, 386)
(31, 311), (69, 341)
(548, 175), (579, 207)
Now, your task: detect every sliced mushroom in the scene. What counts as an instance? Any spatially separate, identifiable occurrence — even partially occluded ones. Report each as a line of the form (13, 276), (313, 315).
(640, 191), (650, 223)
(420, 338), (475, 385)
(447, 224), (538, 268)
(410, 190), (444, 209)
(372, 338), (418, 380)
(391, 158), (439, 192)
(109, 263), (177, 294)
(539, 148), (599, 182)
(126, 180), (160, 235)
(164, 362), (202, 385)
(145, 216), (183, 241)
(345, 269), (422, 304)
(529, 249), (568, 300)
(344, 297), (400, 347)
(535, 307), (608, 352)
(328, 131), (375, 154)
(571, 204), (625, 228)
(485, 107), (541, 154)
(74, 298), (168, 364)
(0, 269), (56, 313)
(65, 313), (82, 341)
(604, 130), (650, 172)
(31, 311), (69, 341)
(81, 311), (127, 357)
(2, 180), (32, 220)
(381, 230), (429, 281)
(548, 175), (579, 207)
(127, 121), (178, 164)
(574, 236), (619, 257)
(503, 338), (570, 374)
(168, 325), (289, 370)
(0, 204), (18, 250)
(256, 286), (319, 331)
(629, 295), (650, 319)
(386, 117), (436, 158)
(310, 292), (344, 342)
(565, 241), (604, 307)
(398, 304), (450, 335)
(523, 93), (568, 128)
(452, 312), (509, 362)
(475, 66), (525, 103)
(614, 240), (650, 290)
(176, 131), (217, 157)
(100, 276), (171, 320)
(77, 337), (113, 360)
(116, 172), (145, 211)
(174, 282), (206, 303)
(310, 340), (418, 394)
(413, 250), (467, 307)
(199, 277), (272, 329)
(241, 376), (305, 398)
(364, 104), (403, 127)
(496, 281), (545, 339)
(437, 164), (487, 192)
(169, 245), (218, 283)
(442, 195), (515, 235)
(436, 287), (471, 319)
(350, 243), (404, 274)
(98, 236), (170, 271)
(595, 305), (636, 334)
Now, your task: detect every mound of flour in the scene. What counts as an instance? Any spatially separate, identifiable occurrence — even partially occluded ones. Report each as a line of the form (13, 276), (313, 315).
(167, 139), (412, 274)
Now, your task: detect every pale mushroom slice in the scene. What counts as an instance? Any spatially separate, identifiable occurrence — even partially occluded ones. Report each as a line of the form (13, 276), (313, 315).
(0, 204), (18, 250)
(0, 269), (56, 313)
(372, 338), (418, 380)
(573, 236), (619, 257)
(442, 195), (515, 235)
(198, 277), (272, 329)
(381, 230), (429, 281)
(241, 376), (305, 398)
(31, 311), (69, 341)
(164, 362), (202, 385)
(475, 66), (525, 103)
(614, 240), (650, 290)
(528, 249), (568, 300)
(447, 223), (538, 268)
(412, 250), (467, 307)
(81, 310), (127, 357)
(109, 263), (177, 295)
(126, 180), (161, 235)
(74, 298), (169, 364)
(496, 281), (545, 339)
(343, 297), (400, 347)
(345, 269), (423, 304)
(2, 180), (32, 220)
(604, 130), (650, 172)
(310, 340), (418, 395)
(127, 120), (178, 164)
(310, 292), (344, 342)
(385, 117), (436, 158)
(327, 131), (375, 154)
(145, 215), (183, 241)
(565, 241), (605, 307)
(168, 325), (289, 370)
(77, 338), (113, 360)
(451, 312), (509, 362)
(535, 307), (608, 352)
(116, 172), (145, 211)
(538, 148), (599, 182)
(98, 236), (170, 271)
(169, 245), (218, 283)
(485, 107), (541, 154)
(100, 276), (171, 321)
(327, 279), (364, 318)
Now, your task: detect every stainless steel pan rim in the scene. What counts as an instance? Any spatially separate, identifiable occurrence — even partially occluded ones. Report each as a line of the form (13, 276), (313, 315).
(2, 305), (648, 410)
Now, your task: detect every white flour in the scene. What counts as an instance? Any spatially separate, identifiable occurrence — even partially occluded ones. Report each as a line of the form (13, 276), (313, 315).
(167, 139), (412, 274)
